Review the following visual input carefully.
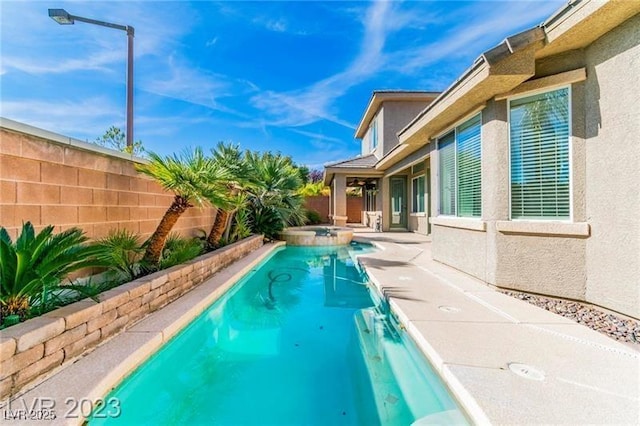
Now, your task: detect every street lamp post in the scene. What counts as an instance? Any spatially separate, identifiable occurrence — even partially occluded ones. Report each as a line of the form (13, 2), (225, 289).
(48, 8), (135, 149)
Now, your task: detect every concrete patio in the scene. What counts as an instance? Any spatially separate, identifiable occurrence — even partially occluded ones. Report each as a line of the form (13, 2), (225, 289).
(353, 228), (640, 424)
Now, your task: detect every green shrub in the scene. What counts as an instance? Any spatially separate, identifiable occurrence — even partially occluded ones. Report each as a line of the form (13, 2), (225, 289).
(159, 234), (204, 270)
(0, 222), (106, 321)
(230, 207), (252, 243)
(305, 209), (323, 225)
(95, 229), (144, 282)
(250, 205), (284, 241)
(298, 181), (330, 197)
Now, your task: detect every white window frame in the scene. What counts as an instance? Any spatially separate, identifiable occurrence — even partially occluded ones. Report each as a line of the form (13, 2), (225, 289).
(507, 85), (573, 222)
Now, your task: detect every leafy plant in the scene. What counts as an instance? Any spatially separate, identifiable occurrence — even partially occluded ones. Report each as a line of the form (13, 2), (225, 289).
(159, 234), (204, 270)
(0, 223), (106, 320)
(304, 209), (323, 225)
(94, 125), (144, 156)
(95, 229), (144, 282)
(244, 151), (307, 239)
(229, 204), (252, 243)
(298, 181), (330, 197)
(308, 169), (324, 183)
(250, 204), (285, 241)
(136, 148), (230, 269)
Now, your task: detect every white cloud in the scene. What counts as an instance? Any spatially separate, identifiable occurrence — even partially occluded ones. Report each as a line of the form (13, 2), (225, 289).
(288, 129), (343, 144)
(0, 1), (192, 76)
(391, 1), (563, 75)
(250, 0), (564, 131)
(250, 0), (393, 129)
(141, 55), (256, 117)
(205, 37), (219, 47)
(265, 19), (287, 33)
(1, 97), (121, 139)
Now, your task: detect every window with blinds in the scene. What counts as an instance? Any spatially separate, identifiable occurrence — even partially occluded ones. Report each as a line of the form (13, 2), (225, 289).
(437, 114), (482, 217)
(457, 115), (482, 217)
(510, 88), (570, 219)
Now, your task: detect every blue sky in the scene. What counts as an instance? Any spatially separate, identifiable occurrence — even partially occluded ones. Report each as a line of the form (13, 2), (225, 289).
(1, 0), (564, 168)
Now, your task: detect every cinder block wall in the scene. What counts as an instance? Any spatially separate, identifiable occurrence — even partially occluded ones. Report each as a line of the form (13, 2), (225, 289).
(303, 196), (330, 223)
(0, 122), (216, 241)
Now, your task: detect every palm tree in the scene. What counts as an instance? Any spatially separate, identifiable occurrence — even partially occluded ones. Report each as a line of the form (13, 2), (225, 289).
(244, 151), (306, 239)
(206, 142), (249, 249)
(136, 148), (230, 268)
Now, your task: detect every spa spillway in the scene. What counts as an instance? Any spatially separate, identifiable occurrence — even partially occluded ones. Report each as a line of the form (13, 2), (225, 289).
(281, 226), (354, 246)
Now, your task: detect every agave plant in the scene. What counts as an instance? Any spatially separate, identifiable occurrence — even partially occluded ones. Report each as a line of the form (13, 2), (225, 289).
(0, 222), (106, 319)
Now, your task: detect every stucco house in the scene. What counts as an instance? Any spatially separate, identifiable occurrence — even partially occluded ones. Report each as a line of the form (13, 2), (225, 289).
(324, 0), (640, 319)
(323, 91), (438, 230)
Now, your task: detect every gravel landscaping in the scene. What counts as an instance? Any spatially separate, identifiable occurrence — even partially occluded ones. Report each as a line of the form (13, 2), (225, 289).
(501, 291), (640, 345)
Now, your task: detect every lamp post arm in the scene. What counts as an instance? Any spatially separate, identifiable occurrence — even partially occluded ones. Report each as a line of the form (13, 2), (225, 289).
(68, 14), (134, 35)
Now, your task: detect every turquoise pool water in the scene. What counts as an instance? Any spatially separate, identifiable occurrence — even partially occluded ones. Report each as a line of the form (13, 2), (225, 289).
(91, 244), (467, 425)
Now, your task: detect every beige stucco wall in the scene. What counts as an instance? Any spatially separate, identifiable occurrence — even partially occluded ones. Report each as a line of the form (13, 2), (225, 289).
(382, 102), (431, 157)
(492, 78), (588, 301)
(425, 14), (640, 318)
(583, 14), (640, 318)
(0, 125), (217, 241)
(432, 225), (487, 280)
(361, 101), (431, 159)
(428, 64), (589, 306)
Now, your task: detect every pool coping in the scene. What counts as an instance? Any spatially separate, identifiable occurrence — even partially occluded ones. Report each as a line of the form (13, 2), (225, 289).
(352, 231), (640, 425)
(2, 242), (285, 426)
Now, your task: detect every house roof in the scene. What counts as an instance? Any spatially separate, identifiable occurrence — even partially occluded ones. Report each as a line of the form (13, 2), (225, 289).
(354, 91), (440, 139)
(324, 153), (378, 169)
(375, 0), (640, 171)
(322, 154), (384, 186)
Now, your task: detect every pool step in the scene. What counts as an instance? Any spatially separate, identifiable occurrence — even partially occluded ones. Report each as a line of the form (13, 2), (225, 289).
(353, 309), (466, 425)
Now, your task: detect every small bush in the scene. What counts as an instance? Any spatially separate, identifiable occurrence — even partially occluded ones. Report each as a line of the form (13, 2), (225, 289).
(250, 205), (284, 241)
(159, 234), (205, 270)
(305, 209), (323, 225)
(95, 229), (144, 282)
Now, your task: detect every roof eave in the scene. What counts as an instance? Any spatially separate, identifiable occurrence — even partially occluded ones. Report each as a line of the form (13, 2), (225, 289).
(354, 91), (440, 139)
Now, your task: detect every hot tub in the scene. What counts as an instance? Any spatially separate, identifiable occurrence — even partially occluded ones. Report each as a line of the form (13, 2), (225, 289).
(280, 226), (354, 246)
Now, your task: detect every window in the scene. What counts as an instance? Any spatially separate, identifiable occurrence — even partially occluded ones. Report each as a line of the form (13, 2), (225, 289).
(370, 119), (378, 150)
(412, 175), (425, 213)
(438, 114), (482, 217)
(510, 87), (569, 219)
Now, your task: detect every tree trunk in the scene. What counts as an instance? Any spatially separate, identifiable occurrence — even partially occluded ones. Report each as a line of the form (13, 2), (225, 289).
(143, 195), (191, 268)
(207, 208), (229, 248)
(222, 210), (236, 242)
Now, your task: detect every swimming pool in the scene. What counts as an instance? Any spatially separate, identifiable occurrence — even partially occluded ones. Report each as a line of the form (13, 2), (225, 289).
(90, 244), (467, 425)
